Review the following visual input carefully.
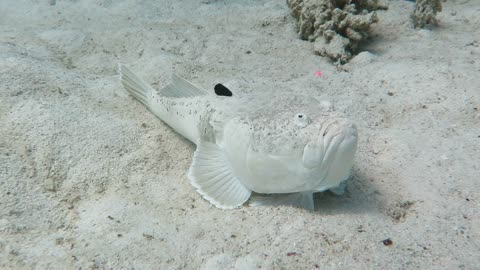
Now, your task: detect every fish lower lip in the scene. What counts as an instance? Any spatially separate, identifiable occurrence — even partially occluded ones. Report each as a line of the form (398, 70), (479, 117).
(315, 134), (342, 184)
(323, 133), (342, 163)
(326, 125), (357, 159)
(314, 124), (357, 186)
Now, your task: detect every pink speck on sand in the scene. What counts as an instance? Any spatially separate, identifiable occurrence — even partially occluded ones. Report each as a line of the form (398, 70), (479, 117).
(314, 71), (323, 77)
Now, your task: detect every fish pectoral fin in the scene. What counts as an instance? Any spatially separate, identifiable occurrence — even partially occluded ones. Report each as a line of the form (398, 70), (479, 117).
(160, 74), (208, 97)
(209, 119), (225, 144)
(188, 140), (251, 209)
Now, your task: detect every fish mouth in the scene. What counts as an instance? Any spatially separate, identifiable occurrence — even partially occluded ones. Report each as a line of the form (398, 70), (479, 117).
(302, 118), (358, 190)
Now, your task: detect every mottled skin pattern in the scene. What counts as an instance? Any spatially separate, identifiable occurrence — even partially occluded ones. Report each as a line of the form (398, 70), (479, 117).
(152, 91), (357, 194)
(149, 95), (231, 144)
(120, 65), (357, 207)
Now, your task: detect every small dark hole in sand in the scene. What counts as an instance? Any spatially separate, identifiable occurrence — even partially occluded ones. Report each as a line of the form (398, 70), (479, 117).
(382, 238), (393, 246)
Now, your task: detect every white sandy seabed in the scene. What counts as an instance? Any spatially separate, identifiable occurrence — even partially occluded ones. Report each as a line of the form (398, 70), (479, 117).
(0, 0), (479, 269)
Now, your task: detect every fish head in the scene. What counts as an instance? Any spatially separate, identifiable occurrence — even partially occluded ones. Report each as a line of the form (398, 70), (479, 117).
(299, 115), (358, 191)
(232, 96), (358, 193)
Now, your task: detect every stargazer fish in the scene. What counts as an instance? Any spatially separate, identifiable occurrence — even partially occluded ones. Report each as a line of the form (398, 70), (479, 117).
(119, 65), (358, 210)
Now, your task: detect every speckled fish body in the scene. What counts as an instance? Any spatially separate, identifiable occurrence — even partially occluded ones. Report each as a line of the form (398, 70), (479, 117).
(120, 65), (358, 209)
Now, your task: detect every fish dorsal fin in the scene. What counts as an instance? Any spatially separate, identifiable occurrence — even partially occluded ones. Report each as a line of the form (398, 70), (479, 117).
(214, 83), (233, 97)
(188, 140), (251, 209)
(160, 74), (208, 97)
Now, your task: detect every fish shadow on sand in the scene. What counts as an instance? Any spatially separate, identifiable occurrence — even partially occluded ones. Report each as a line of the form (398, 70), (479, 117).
(249, 167), (384, 215)
(313, 168), (383, 215)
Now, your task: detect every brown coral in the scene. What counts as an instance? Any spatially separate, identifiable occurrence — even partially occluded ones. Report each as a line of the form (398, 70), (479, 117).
(287, 0), (387, 63)
(412, 0), (442, 28)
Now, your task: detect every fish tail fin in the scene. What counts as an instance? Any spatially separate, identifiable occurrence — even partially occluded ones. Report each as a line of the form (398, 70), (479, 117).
(119, 64), (154, 107)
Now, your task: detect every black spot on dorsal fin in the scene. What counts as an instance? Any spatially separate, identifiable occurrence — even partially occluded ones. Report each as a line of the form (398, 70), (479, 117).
(214, 83), (233, 97)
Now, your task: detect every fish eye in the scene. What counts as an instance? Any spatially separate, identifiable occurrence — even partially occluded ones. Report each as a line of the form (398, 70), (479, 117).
(294, 113), (310, 128)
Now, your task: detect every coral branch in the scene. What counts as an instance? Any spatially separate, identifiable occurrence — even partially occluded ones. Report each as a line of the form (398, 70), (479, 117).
(287, 0), (387, 63)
